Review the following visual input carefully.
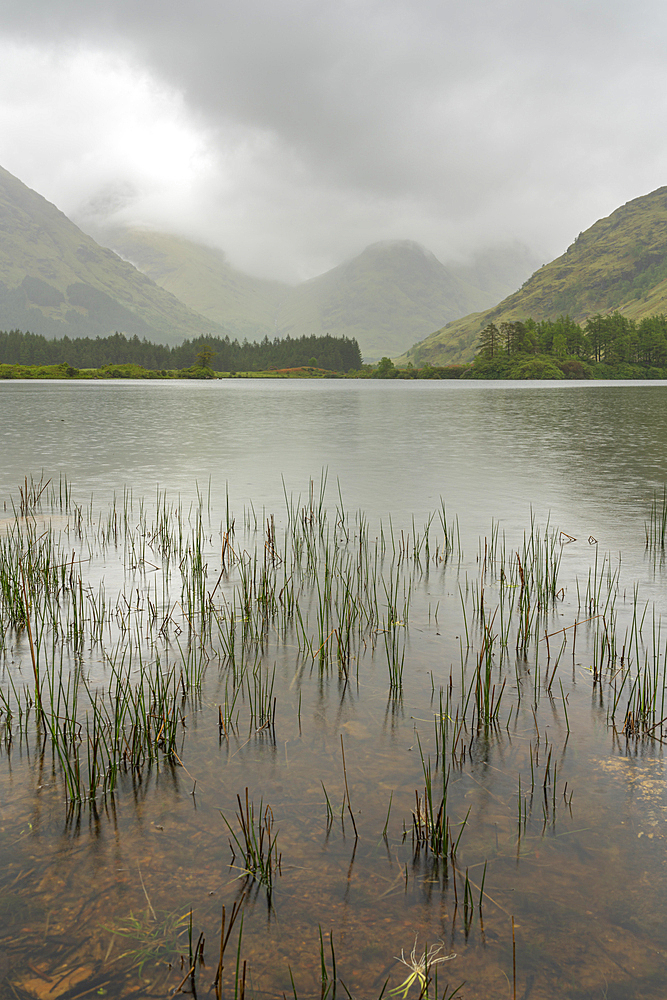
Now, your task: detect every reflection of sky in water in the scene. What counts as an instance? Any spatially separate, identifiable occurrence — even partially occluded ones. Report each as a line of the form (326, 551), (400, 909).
(3, 378), (667, 597)
(2, 378), (666, 520)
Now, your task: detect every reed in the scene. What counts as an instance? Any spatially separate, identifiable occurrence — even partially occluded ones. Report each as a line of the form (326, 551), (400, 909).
(222, 788), (282, 891)
(8, 473), (667, 999)
(411, 739), (469, 859)
(645, 486), (667, 551)
(0, 475), (664, 899)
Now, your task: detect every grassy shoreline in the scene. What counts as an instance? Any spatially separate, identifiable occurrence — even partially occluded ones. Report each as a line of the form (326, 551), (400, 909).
(0, 362), (346, 380)
(3, 356), (667, 380)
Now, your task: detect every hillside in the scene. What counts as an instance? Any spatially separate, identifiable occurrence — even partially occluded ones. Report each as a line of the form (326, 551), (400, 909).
(271, 240), (491, 359)
(0, 166), (226, 345)
(93, 227), (290, 341)
(92, 229), (539, 359)
(401, 186), (667, 366)
(0, 159), (541, 358)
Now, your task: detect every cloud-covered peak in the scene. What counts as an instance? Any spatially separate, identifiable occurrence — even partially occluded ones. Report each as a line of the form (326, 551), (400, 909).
(0, 1), (666, 280)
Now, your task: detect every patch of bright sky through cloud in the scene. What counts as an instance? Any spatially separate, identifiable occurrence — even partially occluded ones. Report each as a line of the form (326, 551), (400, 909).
(2, 0), (667, 282)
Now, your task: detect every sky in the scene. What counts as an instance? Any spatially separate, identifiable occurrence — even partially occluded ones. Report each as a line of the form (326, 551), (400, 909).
(1, 0), (667, 282)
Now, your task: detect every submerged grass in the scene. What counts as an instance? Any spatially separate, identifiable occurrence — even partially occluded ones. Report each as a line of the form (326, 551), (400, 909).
(108, 906), (192, 976)
(2, 475), (667, 996)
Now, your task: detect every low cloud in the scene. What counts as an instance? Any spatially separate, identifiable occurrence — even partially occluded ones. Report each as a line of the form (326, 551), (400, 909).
(1, 0), (667, 281)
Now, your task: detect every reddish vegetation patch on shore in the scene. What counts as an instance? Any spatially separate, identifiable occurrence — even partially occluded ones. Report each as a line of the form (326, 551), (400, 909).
(273, 366), (328, 374)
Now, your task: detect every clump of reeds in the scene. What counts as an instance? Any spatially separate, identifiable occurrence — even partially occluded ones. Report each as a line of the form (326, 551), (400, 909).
(3, 469), (666, 832)
(222, 788), (282, 891)
(411, 744), (468, 859)
(17, 473), (51, 518)
(645, 487), (667, 551)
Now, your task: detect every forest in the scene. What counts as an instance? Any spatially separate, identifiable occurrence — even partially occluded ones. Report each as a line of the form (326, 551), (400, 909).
(465, 312), (667, 378)
(3, 313), (667, 381)
(0, 329), (363, 373)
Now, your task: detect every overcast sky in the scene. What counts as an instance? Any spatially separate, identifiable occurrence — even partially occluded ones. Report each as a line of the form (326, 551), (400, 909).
(1, 0), (667, 282)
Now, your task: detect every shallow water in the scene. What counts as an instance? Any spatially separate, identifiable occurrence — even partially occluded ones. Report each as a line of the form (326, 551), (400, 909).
(1, 379), (667, 999)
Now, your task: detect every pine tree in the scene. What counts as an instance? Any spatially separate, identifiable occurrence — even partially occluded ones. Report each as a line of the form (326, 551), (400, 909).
(477, 323), (501, 359)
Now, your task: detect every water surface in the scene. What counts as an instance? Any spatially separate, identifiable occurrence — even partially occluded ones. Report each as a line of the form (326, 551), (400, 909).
(0, 379), (666, 1000)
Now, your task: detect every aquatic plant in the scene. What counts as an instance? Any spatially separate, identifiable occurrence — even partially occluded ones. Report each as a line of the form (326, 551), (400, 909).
(108, 907), (191, 976)
(222, 788), (282, 891)
(389, 938), (457, 998)
(4, 473), (667, 997)
(645, 486), (667, 551)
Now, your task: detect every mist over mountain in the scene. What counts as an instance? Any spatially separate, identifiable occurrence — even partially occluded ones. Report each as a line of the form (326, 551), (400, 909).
(401, 185), (667, 367)
(448, 243), (544, 305)
(272, 240), (482, 359)
(93, 227), (539, 359)
(88, 226), (290, 342)
(0, 161), (541, 359)
(0, 165), (227, 345)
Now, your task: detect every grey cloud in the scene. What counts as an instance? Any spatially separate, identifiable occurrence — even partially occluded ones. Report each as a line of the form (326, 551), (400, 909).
(2, 0), (667, 279)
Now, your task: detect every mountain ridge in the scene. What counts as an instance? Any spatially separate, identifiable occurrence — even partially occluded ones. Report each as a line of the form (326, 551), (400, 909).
(93, 227), (540, 358)
(88, 226), (291, 342)
(400, 185), (667, 366)
(0, 161), (540, 357)
(272, 239), (494, 359)
(0, 165), (228, 345)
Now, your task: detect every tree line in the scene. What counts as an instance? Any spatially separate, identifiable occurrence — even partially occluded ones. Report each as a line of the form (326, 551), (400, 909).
(477, 313), (667, 366)
(0, 330), (363, 373)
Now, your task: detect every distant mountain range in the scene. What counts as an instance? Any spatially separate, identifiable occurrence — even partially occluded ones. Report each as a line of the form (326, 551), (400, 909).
(9, 162), (667, 368)
(92, 227), (539, 359)
(0, 162), (542, 359)
(401, 186), (667, 366)
(22, 161), (654, 362)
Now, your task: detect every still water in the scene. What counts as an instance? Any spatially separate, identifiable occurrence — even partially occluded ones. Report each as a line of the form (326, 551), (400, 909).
(0, 379), (667, 1000)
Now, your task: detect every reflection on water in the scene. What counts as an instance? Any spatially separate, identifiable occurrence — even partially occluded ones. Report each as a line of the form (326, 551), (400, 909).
(0, 382), (667, 998)
(2, 378), (667, 525)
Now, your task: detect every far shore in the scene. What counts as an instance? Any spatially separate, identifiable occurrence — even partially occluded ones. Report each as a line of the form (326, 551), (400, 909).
(2, 358), (667, 381)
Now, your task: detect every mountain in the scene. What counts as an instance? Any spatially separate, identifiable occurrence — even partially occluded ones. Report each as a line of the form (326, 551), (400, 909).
(400, 186), (667, 366)
(0, 160), (540, 358)
(272, 240), (506, 359)
(95, 230), (539, 359)
(90, 227), (290, 341)
(0, 166), (226, 345)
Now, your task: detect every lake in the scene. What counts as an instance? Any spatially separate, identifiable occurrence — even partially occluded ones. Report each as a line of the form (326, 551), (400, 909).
(1, 378), (667, 1000)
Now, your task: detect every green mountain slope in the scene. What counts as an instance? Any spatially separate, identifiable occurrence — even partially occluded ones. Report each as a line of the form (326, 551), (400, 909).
(272, 240), (492, 359)
(275, 240), (542, 359)
(91, 229), (540, 360)
(401, 186), (667, 366)
(0, 166), (226, 345)
(94, 227), (290, 341)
